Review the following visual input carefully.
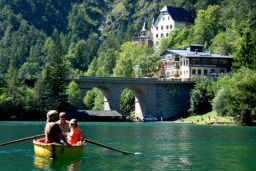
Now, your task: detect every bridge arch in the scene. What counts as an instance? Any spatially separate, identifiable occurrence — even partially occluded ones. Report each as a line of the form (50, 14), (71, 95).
(73, 77), (194, 120)
(120, 86), (146, 120)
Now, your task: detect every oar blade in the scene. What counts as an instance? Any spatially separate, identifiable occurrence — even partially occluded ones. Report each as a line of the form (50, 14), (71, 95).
(85, 139), (134, 155)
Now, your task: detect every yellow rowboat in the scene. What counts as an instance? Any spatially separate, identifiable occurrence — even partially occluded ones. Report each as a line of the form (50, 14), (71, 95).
(33, 139), (85, 159)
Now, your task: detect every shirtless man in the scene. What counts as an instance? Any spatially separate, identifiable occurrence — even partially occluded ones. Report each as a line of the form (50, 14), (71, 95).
(44, 110), (69, 144)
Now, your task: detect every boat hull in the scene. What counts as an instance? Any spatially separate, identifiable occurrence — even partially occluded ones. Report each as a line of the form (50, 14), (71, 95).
(33, 140), (85, 159)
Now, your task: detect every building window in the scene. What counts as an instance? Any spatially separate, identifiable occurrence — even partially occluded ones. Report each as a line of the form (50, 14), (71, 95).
(161, 26), (163, 30)
(170, 25), (173, 29)
(219, 59), (228, 66)
(204, 69), (208, 75)
(198, 69), (201, 75)
(192, 69), (196, 75)
(156, 27), (158, 31)
(186, 60), (189, 66)
(220, 69), (224, 73)
(211, 59), (218, 65)
(163, 17), (165, 21)
(166, 33), (168, 37)
(168, 16), (170, 20)
(156, 34), (158, 38)
(210, 69), (215, 73)
(191, 58), (200, 65)
(166, 25), (169, 29)
(161, 33), (163, 37)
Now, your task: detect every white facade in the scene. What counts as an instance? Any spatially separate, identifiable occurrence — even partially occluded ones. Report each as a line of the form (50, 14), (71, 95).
(151, 11), (175, 47)
(161, 45), (233, 80)
(151, 6), (190, 49)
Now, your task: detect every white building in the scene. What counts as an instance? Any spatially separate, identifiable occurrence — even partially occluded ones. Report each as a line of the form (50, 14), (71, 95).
(151, 6), (192, 48)
(161, 45), (233, 80)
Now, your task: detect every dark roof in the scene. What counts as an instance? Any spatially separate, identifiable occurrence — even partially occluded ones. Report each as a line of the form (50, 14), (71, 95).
(85, 110), (122, 117)
(154, 6), (193, 24)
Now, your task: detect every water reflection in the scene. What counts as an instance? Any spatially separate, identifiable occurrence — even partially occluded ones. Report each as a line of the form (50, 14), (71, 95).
(33, 156), (82, 171)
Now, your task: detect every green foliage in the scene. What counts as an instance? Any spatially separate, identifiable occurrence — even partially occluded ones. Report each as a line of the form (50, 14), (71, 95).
(18, 62), (39, 87)
(67, 34), (98, 72)
(35, 35), (69, 112)
(92, 88), (104, 111)
(113, 42), (153, 77)
(192, 5), (224, 47)
(95, 49), (117, 77)
(210, 28), (242, 55)
(120, 89), (135, 118)
(189, 76), (215, 115)
(84, 90), (95, 109)
(160, 28), (192, 51)
(86, 58), (98, 76)
(83, 88), (104, 110)
(233, 30), (256, 70)
(3, 65), (24, 112)
(68, 2), (104, 41)
(66, 81), (80, 108)
(0, 0), (256, 119)
(213, 68), (256, 125)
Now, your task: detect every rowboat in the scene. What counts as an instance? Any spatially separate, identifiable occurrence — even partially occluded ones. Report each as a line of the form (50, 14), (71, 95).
(33, 139), (85, 159)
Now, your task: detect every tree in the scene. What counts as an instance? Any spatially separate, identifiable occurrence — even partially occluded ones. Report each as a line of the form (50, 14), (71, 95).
(66, 34), (98, 72)
(83, 90), (95, 109)
(92, 88), (104, 111)
(1, 65), (24, 117)
(86, 57), (97, 76)
(66, 81), (80, 108)
(113, 42), (152, 77)
(233, 30), (256, 70)
(120, 89), (135, 119)
(35, 34), (69, 112)
(213, 68), (256, 125)
(95, 49), (117, 77)
(210, 28), (242, 55)
(189, 76), (215, 115)
(160, 28), (192, 51)
(192, 5), (224, 47)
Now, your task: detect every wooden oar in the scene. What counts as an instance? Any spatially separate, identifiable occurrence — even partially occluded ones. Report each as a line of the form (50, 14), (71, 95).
(85, 138), (134, 154)
(0, 134), (45, 147)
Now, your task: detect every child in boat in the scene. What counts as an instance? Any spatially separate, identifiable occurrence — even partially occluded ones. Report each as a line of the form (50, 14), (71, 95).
(67, 119), (85, 145)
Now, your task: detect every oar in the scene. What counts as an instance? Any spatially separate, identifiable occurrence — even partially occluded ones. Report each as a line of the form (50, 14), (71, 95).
(0, 134), (45, 147)
(84, 138), (134, 155)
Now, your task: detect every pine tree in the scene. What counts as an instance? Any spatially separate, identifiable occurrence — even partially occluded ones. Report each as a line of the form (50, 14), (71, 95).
(35, 31), (69, 112)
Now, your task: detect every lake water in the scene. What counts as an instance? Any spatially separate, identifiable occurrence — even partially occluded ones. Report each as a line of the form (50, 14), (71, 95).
(0, 122), (256, 171)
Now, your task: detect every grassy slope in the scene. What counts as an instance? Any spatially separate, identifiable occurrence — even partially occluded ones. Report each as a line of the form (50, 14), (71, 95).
(176, 111), (236, 125)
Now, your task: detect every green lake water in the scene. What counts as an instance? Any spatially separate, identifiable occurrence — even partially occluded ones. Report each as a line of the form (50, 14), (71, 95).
(0, 122), (256, 171)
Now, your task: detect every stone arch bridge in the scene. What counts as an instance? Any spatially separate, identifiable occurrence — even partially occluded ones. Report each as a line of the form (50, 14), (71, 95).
(72, 77), (194, 120)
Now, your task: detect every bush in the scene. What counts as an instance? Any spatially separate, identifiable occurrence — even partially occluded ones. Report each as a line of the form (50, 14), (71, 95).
(189, 76), (215, 115)
(213, 68), (256, 125)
